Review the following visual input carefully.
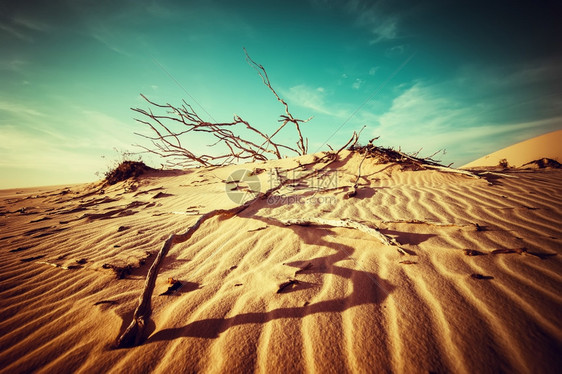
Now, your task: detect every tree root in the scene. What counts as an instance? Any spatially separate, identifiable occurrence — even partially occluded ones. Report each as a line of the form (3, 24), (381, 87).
(114, 204), (248, 348)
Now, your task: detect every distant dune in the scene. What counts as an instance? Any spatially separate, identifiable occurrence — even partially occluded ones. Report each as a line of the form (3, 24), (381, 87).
(461, 129), (562, 168)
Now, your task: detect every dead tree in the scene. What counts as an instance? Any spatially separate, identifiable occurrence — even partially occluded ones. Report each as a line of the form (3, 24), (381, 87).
(243, 48), (311, 155)
(132, 50), (311, 168)
(115, 130), (363, 348)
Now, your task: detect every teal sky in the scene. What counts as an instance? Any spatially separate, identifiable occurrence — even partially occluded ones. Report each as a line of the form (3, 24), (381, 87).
(1, 0), (561, 188)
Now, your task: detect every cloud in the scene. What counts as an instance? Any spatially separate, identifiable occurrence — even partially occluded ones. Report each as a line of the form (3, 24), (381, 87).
(352, 79), (364, 90)
(373, 80), (562, 165)
(0, 100), (46, 117)
(366, 18), (398, 44)
(0, 124), (111, 188)
(13, 16), (51, 32)
(308, 0), (401, 44)
(0, 99), (136, 152)
(0, 125), (78, 168)
(0, 58), (28, 72)
(369, 67), (379, 76)
(0, 23), (33, 42)
(346, 0), (400, 44)
(284, 84), (333, 115)
(90, 30), (133, 57)
(385, 45), (406, 57)
(282, 84), (358, 132)
(0, 101), (144, 188)
(459, 61), (562, 91)
(0, 14), (52, 43)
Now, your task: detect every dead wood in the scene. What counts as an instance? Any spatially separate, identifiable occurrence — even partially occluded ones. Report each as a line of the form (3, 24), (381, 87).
(345, 132), (371, 199)
(244, 48), (311, 156)
(491, 248), (522, 255)
(521, 158), (562, 168)
(114, 129), (363, 348)
(350, 140), (482, 179)
(132, 50), (312, 168)
(247, 226), (268, 232)
(422, 164), (480, 178)
(476, 171), (518, 178)
(279, 217), (408, 255)
(382, 219), (466, 227)
(114, 205), (248, 348)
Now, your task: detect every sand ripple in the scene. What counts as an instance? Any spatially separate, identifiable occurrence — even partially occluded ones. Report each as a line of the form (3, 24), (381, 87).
(0, 155), (560, 373)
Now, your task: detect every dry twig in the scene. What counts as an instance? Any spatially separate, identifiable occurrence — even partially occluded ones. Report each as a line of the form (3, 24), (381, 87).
(115, 131), (359, 348)
(244, 48), (311, 156)
(132, 50), (312, 168)
(279, 217), (408, 255)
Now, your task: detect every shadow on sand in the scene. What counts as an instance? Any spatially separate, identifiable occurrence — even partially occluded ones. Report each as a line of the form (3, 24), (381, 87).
(144, 214), (396, 342)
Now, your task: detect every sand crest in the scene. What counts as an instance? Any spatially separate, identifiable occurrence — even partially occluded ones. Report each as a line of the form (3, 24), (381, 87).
(0, 150), (561, 373)
(461, 129), (562, 168)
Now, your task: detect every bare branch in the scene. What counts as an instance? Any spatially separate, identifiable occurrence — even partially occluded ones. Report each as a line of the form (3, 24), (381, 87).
(129, 49), (342, 169)
(244, 48), (309, 156)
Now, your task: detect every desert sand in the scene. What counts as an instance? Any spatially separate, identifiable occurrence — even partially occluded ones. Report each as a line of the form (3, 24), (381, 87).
(0, 145), (561, 373)
(461, 129), (562, 168)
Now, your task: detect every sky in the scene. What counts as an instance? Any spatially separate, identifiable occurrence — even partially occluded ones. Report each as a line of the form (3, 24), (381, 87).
(1, 0), (561, 188)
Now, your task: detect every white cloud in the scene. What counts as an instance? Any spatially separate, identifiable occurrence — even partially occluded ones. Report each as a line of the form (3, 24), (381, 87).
(372, 81), (562, 166)
(461, 61), (562, 90)
(0, 103), (145, 188)
(13, 17), (51, 32)
(352, 78), (364, 90)
(0, 15), (51, 44)
(0, 23), (33, 42)
(0, 124), (110, 188)
(367, 18), (398, 44)
(0, 59), (29, 73)
(90, 32), (133, 57)
(309, 0), (401, 44)
(284, 84), (333, 115)
(0, 101), (45, 117)
(346, 1), (399, 44)
(369, 67), (379, 76)
(0, 100), (137, 159)
(76, 109), (138, 149)
(385, 45), (406, 57)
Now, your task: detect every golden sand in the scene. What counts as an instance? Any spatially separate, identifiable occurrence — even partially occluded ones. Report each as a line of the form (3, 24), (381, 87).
(461, 129), (562, 168)
(0, 150), (561, 373)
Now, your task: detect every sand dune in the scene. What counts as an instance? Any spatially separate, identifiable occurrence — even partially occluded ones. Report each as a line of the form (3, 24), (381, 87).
(461, 129), (562, 168)
(0, 150), (561, 373)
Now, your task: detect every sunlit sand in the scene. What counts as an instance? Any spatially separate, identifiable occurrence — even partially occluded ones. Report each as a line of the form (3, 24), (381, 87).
(1, 135), (561, 373)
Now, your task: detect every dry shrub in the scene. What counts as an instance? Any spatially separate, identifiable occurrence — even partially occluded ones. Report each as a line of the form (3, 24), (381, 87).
(522, 158), (561, 169)
(104, 161), (153, 185)
(498, 158), (509, 168)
